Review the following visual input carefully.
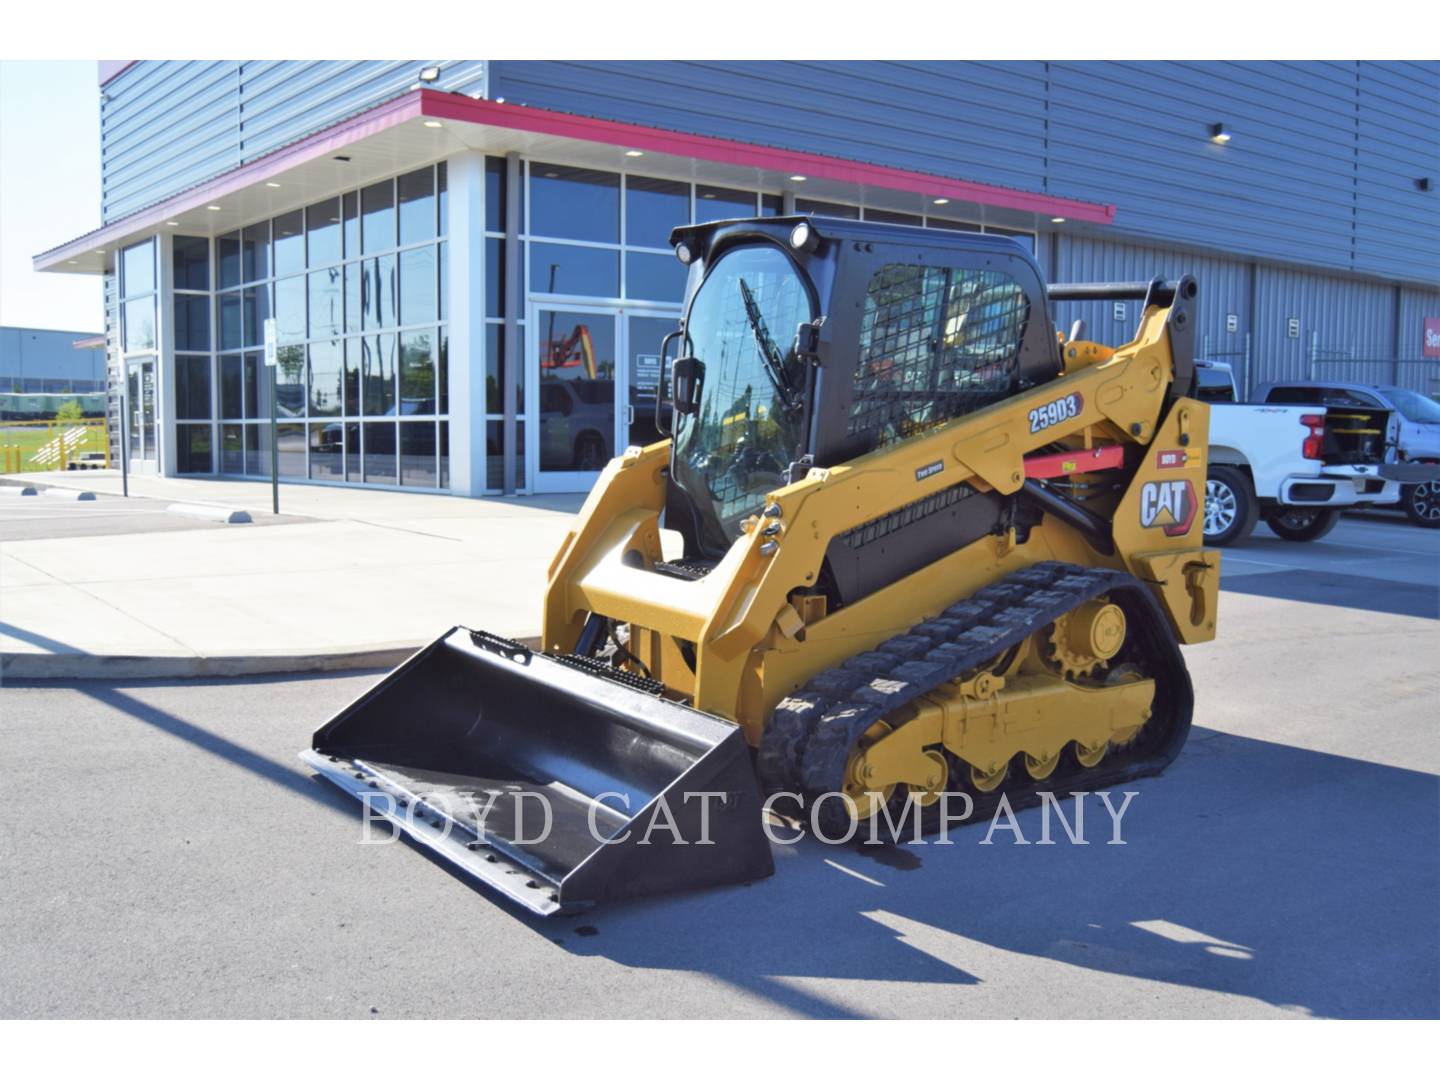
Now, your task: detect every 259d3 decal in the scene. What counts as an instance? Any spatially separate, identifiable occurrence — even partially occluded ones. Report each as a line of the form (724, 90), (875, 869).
(1028, 392), (1083, 433)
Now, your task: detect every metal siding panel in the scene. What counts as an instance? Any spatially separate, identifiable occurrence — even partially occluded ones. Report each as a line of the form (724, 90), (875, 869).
(489, 60), (1051, 193)
(1397, 288), (1440, 393)
(1050, 234), (1250, 358)
(1252, 265), (1395, 385)
(100, 61), (486, 220)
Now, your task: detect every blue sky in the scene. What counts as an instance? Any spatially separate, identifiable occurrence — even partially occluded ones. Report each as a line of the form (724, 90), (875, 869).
(0, 61), (103, 332)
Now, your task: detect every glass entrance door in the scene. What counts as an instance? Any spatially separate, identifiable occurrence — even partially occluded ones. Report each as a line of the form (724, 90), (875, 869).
(624, 314), (677, 451)
(525, 305), (683, 492)
(532, 306), (620, 492)
(127, 360), (157, 470)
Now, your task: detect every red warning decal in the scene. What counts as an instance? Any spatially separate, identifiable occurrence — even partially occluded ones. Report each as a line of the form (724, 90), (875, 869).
(1155, 448), (1189, 470)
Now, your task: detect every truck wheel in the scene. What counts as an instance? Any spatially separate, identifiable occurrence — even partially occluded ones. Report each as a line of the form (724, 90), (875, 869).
(1401, 482), (1440, 529)
(1204, 466), (1259, 547)
(1265, 507), (1340, 542)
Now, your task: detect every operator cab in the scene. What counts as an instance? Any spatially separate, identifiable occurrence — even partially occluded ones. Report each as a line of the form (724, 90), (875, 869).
(658, 215), (1060, 562)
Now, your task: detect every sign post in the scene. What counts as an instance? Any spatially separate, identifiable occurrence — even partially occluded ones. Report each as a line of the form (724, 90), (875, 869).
(118, 393), (129, 498)
(263, 318), (279, 515)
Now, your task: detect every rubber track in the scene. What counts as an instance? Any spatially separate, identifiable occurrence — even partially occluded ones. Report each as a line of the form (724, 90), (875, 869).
(757, 561), (1194, 833)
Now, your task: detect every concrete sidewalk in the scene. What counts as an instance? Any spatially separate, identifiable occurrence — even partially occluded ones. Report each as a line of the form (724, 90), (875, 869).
(0, 470), (584, 678)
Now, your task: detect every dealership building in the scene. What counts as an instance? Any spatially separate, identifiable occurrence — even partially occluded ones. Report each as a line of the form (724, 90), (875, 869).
(34, 61), (1440, 496)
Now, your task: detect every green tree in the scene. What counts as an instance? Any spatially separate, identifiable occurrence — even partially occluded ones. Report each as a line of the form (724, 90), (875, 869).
(55, 399), (84, 424)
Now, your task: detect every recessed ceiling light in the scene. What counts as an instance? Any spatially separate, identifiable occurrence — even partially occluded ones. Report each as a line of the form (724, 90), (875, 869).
(265, 181), (281, 188)
(789, 175), (807, 182)
(67, 260), (77, 265)
(701, 192), (715, 199)
(423, 120), (443, 128)
(624, 150), (644, 157)
(166, 220), (179, 226)
(932, 198), (950, 205)
(95, 249), (105, 254)
(207, 205), (222, 211)
(1051, 217), (1066, 224)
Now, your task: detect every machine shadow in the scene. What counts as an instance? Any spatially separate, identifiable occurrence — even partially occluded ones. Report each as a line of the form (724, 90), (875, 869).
(1220, 568), (1438, 620)
(537, 726), (1439, 1019)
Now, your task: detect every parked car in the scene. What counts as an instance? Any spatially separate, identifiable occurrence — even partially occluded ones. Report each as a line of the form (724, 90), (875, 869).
(1199, 361), (1439, 545)
(1254, 380), (1440, 528)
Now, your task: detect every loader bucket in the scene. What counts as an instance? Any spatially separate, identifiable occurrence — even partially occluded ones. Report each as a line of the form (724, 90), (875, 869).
(302, 627), (774, 915)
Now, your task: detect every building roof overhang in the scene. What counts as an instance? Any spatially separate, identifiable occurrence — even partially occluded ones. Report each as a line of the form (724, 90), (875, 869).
(36, 88), (1115, 276)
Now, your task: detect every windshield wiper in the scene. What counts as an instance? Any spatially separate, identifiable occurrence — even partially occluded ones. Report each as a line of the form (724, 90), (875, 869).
(738, 278), (802, 413)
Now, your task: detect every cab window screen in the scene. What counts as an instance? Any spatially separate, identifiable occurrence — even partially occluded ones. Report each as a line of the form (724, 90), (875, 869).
(850, 264), (1028, 446)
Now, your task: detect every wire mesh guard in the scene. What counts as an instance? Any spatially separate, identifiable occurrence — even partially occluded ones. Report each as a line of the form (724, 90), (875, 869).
(848, 264), (1030, 447)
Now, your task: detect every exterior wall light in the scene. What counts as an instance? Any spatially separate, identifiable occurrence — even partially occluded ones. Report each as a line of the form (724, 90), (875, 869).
(789, 174), (807, 182)
(1210, 123), (1232, 144)
(418, 66), (441, 84)
(932, 197), (950, 205)
(1417, 178), (1432, 192)
(1051, 217), (1066, 224)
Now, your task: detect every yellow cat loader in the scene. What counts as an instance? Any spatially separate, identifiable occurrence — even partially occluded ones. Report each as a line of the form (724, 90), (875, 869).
(303, 216), (1219, 915)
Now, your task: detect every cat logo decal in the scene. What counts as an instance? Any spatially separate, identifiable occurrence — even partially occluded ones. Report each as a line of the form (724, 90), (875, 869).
(1140, 479), (1197, 537)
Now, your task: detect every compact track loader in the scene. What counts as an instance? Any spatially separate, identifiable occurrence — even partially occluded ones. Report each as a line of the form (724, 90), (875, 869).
(304, 216), (1219, 915)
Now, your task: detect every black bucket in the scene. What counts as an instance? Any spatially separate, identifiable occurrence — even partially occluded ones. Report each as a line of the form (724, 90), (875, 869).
(303, 628), (774, 915)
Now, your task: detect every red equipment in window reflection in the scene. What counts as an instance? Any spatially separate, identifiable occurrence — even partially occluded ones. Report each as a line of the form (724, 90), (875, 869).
(543, 323), (597, 379)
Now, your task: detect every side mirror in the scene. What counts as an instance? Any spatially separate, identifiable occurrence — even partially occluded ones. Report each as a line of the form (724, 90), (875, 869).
(671, 356), (705, 417)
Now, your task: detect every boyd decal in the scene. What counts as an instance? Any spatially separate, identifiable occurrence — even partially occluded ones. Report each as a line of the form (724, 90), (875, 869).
(1156, 448), (1188, 469)
(1028, 392), (1083, 434)
(1140, 479), (1197, 537)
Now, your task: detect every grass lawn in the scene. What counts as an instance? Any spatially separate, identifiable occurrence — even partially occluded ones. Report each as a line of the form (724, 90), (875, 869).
(0, 423), (108, 471)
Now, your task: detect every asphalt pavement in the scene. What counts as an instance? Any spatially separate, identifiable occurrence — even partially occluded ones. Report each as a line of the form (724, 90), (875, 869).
(2, 513), (1435, 1018)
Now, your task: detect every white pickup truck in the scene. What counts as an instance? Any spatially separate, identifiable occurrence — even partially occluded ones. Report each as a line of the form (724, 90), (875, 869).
(1196, 361), (1439, 545)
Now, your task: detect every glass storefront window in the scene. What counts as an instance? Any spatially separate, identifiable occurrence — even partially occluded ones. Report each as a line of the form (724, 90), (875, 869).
(866, 208), (923, 225)
(626, 252), (686, 303)
(400, 421), (437, 486)
(695, 186), (756, 223)
(309, 423), (343, 480)
(361, 180), (395, 254)
(274, 275), (306, 343)
(400, 246), (437, 327)
(344, 262), (363, 334)
(530, 163), (618, 243)
(342, 192), (359, 257)
(530, 242), (618, 298)
(308, 268), (342, 339)
(122, 298), (155, 352)
(308, 339), (342, 417)
(220, 355), (243, 419)
(173, 236), (209, 290)
(218, 232), (241, 290)
(273, 210), (304, 277)
(276, 422), (306, 477)
(275, 345), (306, 418)
(175, 295), (210, 351)
(485, 156), (507, 229)
(221, 424), (243, 473)
(398, 167), (436, 245)
(398, 330), (435, 415)
(122, 241), (154, 297)
(362, 333), (396, 416)
(306, 198), (342, 268)
(438, 328), (448, 415)
(626, 176), (689, 249)
(242, 287), (270, 348)
(244, 353), (262, 417)
(363, 421), (397, 483)
(176, 424), (212, 474)
(344, 338), (362, 417)
(175, 354), (212, 420)
(926, 216), (981, 232)
(362, 255), (397, 330)
(242, 222), (271, 282)
(795, 197), (859, 219)
(220, 295), (241, 352)
(437, 161), (448, 237)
